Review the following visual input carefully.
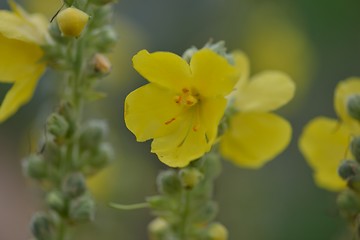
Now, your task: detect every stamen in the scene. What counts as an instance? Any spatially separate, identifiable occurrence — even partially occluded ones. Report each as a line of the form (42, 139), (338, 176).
(182, 88), (189, 93)
(186, 95), (198, 106)
(174, 95), (182, 104)
(165, 117), (176, 125)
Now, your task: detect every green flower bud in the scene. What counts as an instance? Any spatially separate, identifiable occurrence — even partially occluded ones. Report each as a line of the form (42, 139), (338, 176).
(69, 195), (95, 222)
(23, 154), (47, 180)
(47, 113), (69, 138)
(89, 142), (114, 168)
(206, 223), (228, 240)
(193, 201), (218, 224)
(46, 191), (66, 213)
(30, 212), (55, 240)
(93, 26), (117, 52)
(146, 195), (174, 212)
(57, 7), (89, 37)
(157, 170), (182, 195)
(80, 120), (108, 149)
(148, 218), (170, 240)
(62, 173), (87, 198)
(58, 102), (76, 134)
(347, 94), (360, 122)
(179, 168), (203, 189)
(202, 154), (222, 179)
(337, 190), (360, 216)
(348, 175), (360, 192)
(352, 137), (360, 163)
(338, 160), (359, 180)
(43, 140), (63, 166)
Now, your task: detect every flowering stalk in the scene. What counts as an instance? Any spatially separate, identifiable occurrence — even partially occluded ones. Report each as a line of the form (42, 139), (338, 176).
(118, 41), (294, 239)
(22, 1), (116, 239)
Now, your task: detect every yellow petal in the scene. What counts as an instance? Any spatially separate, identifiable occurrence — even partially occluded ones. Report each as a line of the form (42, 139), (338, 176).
(334, 77), (360, 134)
(220, 112), (291, 168)
(232, 50), (250, 91)
(0, 65), (44, 122)
(234, 71), (295, 112)
(132, 50), (191, 92)
(190, 49), (238, 97)
(124, 83), (184, 142)
(298, 117), (349, 191)
(0, 2), (48, 44)
(151, 108), (210, 167)
(0, 34), (44, 83)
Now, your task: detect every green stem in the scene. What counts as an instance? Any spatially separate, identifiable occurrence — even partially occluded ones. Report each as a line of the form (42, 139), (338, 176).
(57, 219), (67, 240)
(179, 190), (191, 240)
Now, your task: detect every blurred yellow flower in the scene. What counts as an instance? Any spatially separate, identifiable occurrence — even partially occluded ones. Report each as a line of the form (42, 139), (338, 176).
(220, 52), (294, 168)
(0, 1), (48, 122)
(299, 78), (360, 191)
(125, 49), (239, 167)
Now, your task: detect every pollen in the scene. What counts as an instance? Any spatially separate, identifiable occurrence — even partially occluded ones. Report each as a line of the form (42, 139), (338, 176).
(174, 88), (199, 107)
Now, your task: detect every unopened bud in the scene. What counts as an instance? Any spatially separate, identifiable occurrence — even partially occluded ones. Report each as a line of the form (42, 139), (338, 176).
(347, 94), (360, 122)
(193, 201), (218, 224)
(207, 223), (228, 240)
(157, 170), (181, 195)
(46, 191), (66, 213)
(89, 142), (113, 168)
(337, 190), (360, 216)
(148, 218), (169, 240)
(93, 53), (112, 74)
(62, 173), (87, 198)
(146, 195), (173, 212)
(57, 7), (89, 37)
(30, 212), (55, 240)
(80, 120), (108, 149)
(69, 195), (95, 222)
(23, 154), (47, 180)
(179, 168), (203, 189)
(349, 175), (360, 192)
(47, 113), (69, 138)
(338, 160), (359, 180)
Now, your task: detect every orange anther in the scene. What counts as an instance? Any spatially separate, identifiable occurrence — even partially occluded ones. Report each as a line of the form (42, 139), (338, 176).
(165, 117), (176, 125)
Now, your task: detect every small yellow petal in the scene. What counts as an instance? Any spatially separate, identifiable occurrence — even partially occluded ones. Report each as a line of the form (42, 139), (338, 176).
(190, 49), (238, 97)
(234, 70), (295, 112)
(124, 83), (183, 142)
(299, 117), (349, 191)
(0, 66), (44, 122)
(334, 77), (360, 134)
(232, 50), (250, 91)
(220, 112), (291, 168)
(132, 50), (191, 92)
(0, 34), (43, 83)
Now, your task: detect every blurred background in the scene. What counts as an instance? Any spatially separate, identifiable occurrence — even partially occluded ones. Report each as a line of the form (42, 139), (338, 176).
(1, 0), (360, 239)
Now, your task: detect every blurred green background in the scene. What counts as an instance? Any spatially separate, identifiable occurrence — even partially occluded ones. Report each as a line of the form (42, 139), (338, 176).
(1, 0), (360, 239)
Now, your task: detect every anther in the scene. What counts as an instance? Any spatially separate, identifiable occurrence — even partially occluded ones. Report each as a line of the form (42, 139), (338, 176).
(165, 118), (176, 125)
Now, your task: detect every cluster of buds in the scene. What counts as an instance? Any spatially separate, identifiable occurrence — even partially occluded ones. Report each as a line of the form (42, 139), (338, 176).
(337, 94), (360, 225)
(147, 154), (228, 240)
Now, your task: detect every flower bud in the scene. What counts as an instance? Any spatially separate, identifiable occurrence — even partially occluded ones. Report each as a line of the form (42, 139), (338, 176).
(62, 173), (87, 198)
(23, 154), (47, 180)
(338, 160), (359, 180)
(92, 26), (117, 52)
(179, 168), (203, 189)
(47, 113), (69, 138)
(30, 212), (55, 240)
(43, 140), (63, 165)
(89, 142), (114, 168)
(193, 201), (218, 224)
(57, 7), (89, 37)
(80, 120), (108, 149)
(352, 137), (360, 163)
(337, 190), (360, 216)
(206, 223), (228, 240)
(146, 195), (174, 212)
(93, 53), (112, 74)
(148, 218), (170, 240)
(58, 102), (76, 134)
(69, 195), (95, 222)
(347, 94), (360, 122)
(157, 170), (182, 195)
(46, 191), (66, 213)
(348, 175), (360, 192)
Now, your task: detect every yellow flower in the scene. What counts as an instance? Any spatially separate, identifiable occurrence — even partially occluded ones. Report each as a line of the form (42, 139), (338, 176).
(0, 1), (48, 122)
(299, 78), (360, 191)
(220, 51), (295, 168)
(125, 49), (239, 167)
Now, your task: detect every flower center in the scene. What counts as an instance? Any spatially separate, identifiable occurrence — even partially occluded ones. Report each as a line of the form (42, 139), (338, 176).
(174, 88), (199, 107)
